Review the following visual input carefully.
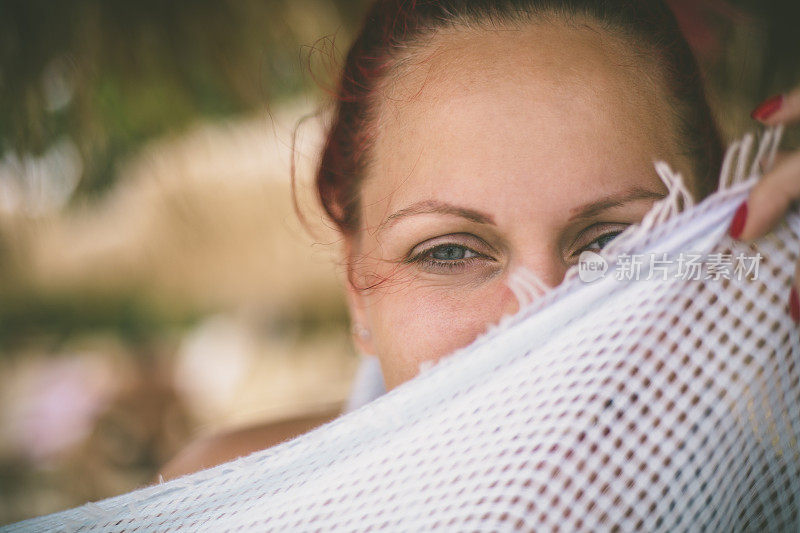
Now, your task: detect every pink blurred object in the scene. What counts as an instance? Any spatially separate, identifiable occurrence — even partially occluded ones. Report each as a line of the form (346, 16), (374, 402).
(7, 357), (114, 463)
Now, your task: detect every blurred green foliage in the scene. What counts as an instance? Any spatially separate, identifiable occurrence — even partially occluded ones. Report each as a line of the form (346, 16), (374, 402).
(0, 1), (372, 351)
(0, 0), (370, 196)
(0, 287), (194, 351)
(0, 0), (797, 197)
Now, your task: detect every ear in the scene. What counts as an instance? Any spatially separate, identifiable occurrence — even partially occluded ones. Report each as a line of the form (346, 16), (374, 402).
(343, 237), (376, 355)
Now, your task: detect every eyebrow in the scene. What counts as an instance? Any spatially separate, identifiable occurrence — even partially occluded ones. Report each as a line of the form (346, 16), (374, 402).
(378, 199), (496, 232)
(377, 187), (666, 232)
(569, 187), (666, 220)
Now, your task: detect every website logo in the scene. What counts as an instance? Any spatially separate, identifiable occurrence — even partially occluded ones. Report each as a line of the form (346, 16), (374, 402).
(578, 250), (608, 283)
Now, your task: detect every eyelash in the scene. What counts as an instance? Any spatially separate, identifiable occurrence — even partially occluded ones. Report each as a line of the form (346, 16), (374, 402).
(406, 243), (492, 273)
(407, 228), (625, 274)
(577, 230), (624, 254)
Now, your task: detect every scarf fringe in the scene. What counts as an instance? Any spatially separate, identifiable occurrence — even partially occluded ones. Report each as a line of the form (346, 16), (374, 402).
(501, 126), (784, 317)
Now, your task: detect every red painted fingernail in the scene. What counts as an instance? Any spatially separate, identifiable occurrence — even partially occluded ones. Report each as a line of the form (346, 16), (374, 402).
(728, 201), (747, 239)
(790, 287), (800, 323)
(751, 94), (783, 121)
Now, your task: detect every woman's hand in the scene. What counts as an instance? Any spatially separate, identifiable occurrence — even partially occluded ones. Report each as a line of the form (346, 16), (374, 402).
(728, 87), (800, 321)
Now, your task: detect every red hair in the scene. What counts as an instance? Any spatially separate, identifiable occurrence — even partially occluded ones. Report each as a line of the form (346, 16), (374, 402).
(302, 0), (722, 236)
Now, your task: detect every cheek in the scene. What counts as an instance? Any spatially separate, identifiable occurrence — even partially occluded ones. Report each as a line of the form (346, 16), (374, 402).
(368, 278), (518, 389)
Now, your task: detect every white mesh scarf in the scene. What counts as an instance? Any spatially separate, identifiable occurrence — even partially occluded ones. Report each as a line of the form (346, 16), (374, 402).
(5, 129), (800, 532)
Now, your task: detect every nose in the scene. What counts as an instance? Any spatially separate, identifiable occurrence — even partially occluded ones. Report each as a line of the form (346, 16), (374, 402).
(504, 253), (571, 310)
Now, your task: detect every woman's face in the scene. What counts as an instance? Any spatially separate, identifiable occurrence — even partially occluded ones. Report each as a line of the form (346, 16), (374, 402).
(346, 21), (691, 389)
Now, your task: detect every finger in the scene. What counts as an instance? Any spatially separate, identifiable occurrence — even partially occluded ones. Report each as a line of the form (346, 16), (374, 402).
(731, 149), (800, 241)
(752, 86), (800, 125)
(758, 150), (791, 174)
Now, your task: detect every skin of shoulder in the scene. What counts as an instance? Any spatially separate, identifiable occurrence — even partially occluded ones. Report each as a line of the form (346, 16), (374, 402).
(157, 409), (339, 482)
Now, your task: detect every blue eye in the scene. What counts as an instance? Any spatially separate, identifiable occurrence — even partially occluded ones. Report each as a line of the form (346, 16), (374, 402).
(430, 244), (478, 261)
(406, 240), (491, 275)
(585, 231), (622, 251)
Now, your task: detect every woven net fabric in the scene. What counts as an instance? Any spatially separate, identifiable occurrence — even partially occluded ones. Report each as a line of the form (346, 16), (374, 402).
(5, 129), (800, 532)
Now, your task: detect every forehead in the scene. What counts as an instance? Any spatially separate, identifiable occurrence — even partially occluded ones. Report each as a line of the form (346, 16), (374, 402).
(363, 20), (674, 227)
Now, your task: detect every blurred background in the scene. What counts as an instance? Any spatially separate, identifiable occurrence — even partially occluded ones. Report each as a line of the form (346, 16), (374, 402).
(0, 0), (797, 525)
